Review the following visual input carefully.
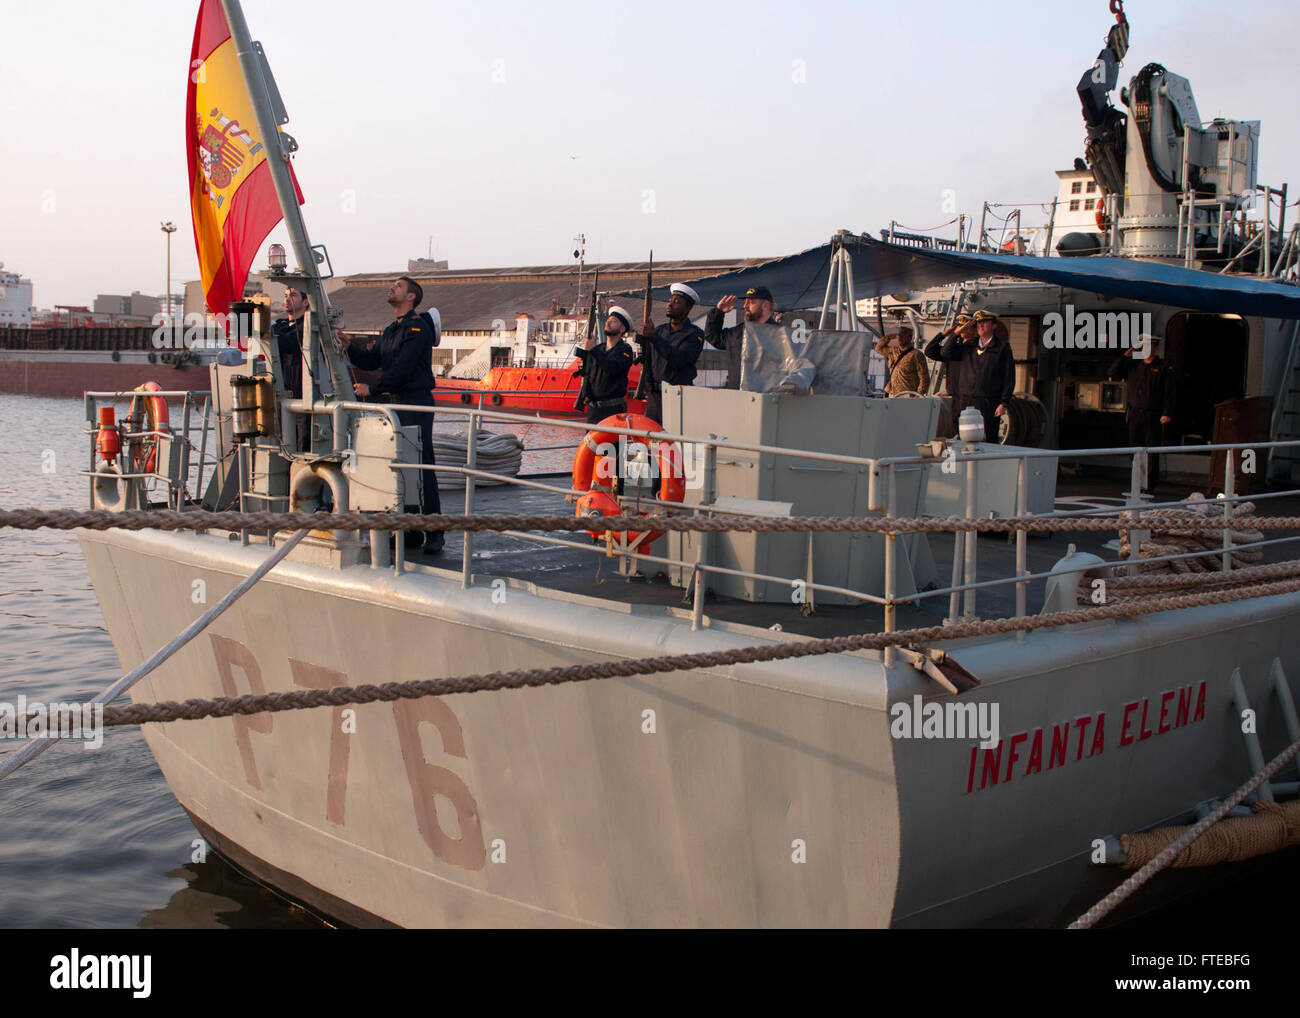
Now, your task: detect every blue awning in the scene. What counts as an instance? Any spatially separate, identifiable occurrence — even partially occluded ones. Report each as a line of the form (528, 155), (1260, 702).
(631, 235), (1300, 319)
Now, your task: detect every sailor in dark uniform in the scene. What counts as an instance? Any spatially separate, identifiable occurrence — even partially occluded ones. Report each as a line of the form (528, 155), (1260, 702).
(936, 309), (1014, 443)
(637, 282), (706, 425)
(1109, 333), (1177, 489)
(272, 285), (308, 449)
(577, 305), (637, 424)
(924, 313), (976, 434)
(346, 275), (444, 553)
(272, 285), (306, 399)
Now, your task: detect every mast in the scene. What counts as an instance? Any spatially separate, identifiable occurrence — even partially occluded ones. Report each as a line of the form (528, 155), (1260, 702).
(219, 0), (354, 424)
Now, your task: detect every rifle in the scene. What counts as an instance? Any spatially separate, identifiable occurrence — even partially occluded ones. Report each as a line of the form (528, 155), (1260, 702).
(633, 251), (654, 402)
(572, 270), (600, 413)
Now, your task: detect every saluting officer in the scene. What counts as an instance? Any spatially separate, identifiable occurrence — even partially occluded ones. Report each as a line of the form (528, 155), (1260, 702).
(936, 309), (1014, 443)
(346, 275), (444, 553)
(925, 313), (975, 407)
(637, 282), (706, 424)
(578, 305), (638, 423)
(704, 285), (779, 389)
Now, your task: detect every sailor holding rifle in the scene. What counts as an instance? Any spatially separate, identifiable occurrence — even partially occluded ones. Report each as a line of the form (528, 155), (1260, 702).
(577, 306), (638, 424)
(637, 282), (706, 424)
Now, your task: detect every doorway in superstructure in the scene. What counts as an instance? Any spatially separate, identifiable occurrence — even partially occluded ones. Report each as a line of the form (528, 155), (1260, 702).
(1164, 312), (1249, 444)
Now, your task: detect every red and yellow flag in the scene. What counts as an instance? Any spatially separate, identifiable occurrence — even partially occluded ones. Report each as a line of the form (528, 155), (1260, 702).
(187, 0), (303, 316)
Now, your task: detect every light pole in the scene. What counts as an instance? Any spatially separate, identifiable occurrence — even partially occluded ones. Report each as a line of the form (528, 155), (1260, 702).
(160, 221), (177, 325)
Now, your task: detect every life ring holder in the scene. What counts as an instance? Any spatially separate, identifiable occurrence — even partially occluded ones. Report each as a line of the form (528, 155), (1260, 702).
(128, 381), (170, 475)
(572, 413), (686, 546)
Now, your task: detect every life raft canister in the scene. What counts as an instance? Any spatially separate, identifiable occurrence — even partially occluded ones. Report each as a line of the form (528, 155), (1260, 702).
(130, 381), (170, 474)
(572, 413), (686, 545)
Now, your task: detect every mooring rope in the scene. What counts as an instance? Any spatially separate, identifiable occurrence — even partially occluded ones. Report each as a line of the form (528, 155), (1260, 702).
(96, 572), (1300, 727)
(1069, 734), (1300, 929)
(3, 507), (1297, 537)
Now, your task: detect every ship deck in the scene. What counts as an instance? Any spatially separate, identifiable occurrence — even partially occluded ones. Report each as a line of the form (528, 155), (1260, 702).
(421, 473), (1300, 641)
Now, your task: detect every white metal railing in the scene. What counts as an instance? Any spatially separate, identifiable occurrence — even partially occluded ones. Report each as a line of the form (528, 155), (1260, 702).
(82, 389), (1300, 667)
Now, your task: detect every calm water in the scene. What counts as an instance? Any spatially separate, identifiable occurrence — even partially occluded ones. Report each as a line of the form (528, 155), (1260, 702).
(0, 393), (576, 929)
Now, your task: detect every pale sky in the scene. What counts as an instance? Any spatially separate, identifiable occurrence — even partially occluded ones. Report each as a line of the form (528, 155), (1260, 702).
(2, 0), (1297, 308)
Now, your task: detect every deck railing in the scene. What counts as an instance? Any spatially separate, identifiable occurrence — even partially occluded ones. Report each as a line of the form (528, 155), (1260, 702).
(80, 388), (1300, 668)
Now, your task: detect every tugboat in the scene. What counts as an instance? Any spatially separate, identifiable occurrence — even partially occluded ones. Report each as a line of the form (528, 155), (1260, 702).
(65, 0), (1300, 928)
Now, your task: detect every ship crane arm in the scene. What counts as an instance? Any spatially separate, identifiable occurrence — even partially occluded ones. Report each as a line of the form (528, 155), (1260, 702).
(1076, 0), (1131, 199)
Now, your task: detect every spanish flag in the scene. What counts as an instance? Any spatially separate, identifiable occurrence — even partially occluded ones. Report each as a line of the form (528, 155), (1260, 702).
(187, 0), (303, 316)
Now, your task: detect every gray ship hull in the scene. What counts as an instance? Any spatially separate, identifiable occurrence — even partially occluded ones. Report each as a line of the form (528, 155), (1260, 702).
(79, 527), (1300, 927)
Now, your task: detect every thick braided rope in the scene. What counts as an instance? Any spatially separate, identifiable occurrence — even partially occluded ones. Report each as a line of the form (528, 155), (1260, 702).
(1105, 558), (1300, 592)
(100, 573), (1300, 727)
(1069, 734), (1300, 929)
(4, 507), (1297, 537)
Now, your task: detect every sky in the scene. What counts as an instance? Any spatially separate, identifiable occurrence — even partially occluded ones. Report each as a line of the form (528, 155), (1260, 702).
(2, 0), (1297, 309)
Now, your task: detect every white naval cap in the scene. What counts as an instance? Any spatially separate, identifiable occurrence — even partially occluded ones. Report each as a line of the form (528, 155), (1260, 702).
(607, 305), (634, 332)
(669, 283), (701, 305)
(422, 307), (442, 345)
(1132, 331), (1159, 358)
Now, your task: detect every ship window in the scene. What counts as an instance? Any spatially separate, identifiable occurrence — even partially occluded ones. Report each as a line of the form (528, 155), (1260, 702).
(1071, 181), (1082, 194)
(1085, 199), (1096, 210)
(1087, 181), (1098, 193)
(1069, 200), (1081, 211)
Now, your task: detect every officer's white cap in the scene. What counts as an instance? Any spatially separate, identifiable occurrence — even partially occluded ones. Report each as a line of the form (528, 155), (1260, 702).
(1133, 331), (1159, 357)
(425, 307), (441, 344)
(607, 306), (633, 332)
(670, 283), (701, 305)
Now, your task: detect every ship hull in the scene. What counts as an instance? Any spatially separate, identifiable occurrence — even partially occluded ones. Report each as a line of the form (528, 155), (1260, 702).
(78, 527), (1300, 927)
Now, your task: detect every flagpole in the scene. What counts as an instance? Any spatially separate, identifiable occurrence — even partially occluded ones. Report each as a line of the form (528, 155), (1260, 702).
(219, 0), (354, 424)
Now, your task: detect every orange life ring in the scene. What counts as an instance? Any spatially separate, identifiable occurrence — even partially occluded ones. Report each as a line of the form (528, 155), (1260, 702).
(572, 413), (686, 546)
(1095, 207), (1111, 233)
(129, 381), (170, 474)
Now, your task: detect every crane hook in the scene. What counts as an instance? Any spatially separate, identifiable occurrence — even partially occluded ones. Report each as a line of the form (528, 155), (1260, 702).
(1110, 0), (1127, 21)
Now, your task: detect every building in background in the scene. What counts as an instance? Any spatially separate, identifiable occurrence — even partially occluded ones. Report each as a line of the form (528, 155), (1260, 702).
(0, 264), (35, 327)
(92, 291), (162, 325)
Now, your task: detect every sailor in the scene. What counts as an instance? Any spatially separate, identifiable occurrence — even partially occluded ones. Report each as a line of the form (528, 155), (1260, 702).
(637, 282), (706, 424)
(936, 309), (1014, 443)
(577, 305), (638, 424)
(1108, 333), (1177, 490)
(346, 275), (444, 553)
(272, 285), (306, 399)
(704, 285), (779, 390)
(272, 285), (309, 450)
(925, 313), (976, 434)
(875, 326), (930, 396)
